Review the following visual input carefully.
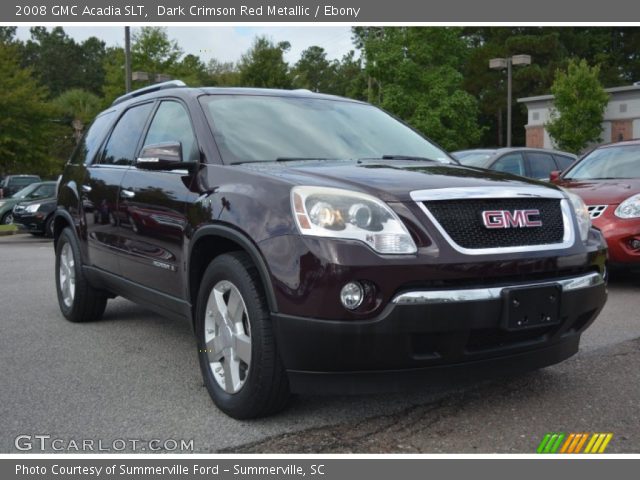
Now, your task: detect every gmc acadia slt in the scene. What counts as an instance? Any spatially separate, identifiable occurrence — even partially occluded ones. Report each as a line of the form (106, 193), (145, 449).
(54, 81), (608, 418)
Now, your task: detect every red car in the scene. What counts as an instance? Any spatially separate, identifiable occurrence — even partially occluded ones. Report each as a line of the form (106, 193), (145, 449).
(553, 140), (640, 268)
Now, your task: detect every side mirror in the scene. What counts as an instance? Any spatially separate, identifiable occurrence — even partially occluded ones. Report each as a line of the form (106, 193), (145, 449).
(549, 170), (561, 183)
(136, 142), (195, 171)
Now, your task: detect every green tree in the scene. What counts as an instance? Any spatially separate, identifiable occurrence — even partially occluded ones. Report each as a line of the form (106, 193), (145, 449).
(101, 46), (126, 106)
(0, 43), (59, 176)
(0, 27), (17, 44)
(546, 59), (609, 153)
(355, 27), (484, 151)
(53, 89), (102, 144)
(22, 27), (106, 98)
(238, 37), (292, 88)
(333, 51), (367, 100)
(292, 46), (337, 92)
(207, 59), (241, 86)
(132, 27), (182, 83)
(171, 54), (211, 86)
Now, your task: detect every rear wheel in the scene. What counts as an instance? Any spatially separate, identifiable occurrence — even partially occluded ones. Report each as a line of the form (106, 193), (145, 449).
(55, 227), (107, 322)
(196, 252), (290, 419)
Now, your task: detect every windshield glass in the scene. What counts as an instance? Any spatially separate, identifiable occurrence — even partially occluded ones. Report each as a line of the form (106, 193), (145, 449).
(455, 151), (495, 167)
(565, 145), (640, 179)
(11, 183), (40, 199)
(200, 95), (452, 164)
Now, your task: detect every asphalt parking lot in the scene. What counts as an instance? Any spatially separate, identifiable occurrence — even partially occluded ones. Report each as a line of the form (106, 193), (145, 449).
(1, 234), (638, 453)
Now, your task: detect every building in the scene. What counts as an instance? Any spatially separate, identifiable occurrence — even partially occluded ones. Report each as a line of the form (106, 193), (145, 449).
(518, 84), (640, 149)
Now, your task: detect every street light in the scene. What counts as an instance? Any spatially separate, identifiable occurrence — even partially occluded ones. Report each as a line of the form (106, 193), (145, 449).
(489, 54), (532, 147)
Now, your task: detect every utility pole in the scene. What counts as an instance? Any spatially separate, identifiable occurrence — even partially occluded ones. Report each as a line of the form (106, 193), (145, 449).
(124, 27), (132, 93)
(489, 54), (532, 147)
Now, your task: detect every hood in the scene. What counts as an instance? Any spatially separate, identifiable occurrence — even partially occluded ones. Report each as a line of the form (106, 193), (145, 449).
(556, 178), (640, 205)
(237, 160), (555, 202)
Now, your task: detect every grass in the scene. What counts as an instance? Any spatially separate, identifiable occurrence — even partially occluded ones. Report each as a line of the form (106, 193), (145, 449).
(0, 224), (18, 235)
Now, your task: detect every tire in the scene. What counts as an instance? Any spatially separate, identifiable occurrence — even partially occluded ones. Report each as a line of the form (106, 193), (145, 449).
(55, 227), (107, 322)
(44, 215), (54, 238)
(1, 211), (13, 224)
(195, 252), (290, 419)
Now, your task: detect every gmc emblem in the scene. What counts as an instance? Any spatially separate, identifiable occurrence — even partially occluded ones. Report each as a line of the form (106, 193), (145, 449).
(481, 209), (543, 229)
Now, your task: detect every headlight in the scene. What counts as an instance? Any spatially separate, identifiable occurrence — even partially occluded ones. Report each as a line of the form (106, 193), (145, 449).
(560, 188), (590, 243)
(615, 193), (640, 219)
(291, 186), (417, 254)
(25, 203), (41, 213)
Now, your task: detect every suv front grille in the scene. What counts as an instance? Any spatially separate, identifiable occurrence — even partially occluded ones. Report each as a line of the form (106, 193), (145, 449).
(422, 198), (565, 249)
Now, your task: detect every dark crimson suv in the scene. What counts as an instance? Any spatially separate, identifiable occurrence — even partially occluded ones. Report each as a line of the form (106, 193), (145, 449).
(54, 81), (608, 418)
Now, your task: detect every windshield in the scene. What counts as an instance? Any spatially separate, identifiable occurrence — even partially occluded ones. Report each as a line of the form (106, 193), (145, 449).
(11, 183), (41, 199)
(455, 151), (496, 167)
(565, 145), (640, 180)
(200, 95), (452, 165)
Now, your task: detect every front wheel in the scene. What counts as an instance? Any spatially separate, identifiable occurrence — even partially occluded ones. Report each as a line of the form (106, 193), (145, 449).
(1, 212), (13, 224)
(196, 252), (290, 419)
(55, 227), (107, 322)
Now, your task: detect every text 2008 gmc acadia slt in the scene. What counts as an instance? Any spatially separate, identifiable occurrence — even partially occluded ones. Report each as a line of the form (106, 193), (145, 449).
(54, 82), (608, 418)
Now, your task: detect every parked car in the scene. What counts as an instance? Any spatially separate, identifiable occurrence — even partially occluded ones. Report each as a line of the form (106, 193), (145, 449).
(452, 148), (576, 181)
(553, 140), (640, 269)
(0, 175), (41, 198)
(13, 196), (57, 237)
(54, 82), (607, 419)
(0, 181), (56, 225)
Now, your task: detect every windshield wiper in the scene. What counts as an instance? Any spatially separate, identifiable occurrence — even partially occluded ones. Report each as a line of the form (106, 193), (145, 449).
(232, 157), (337, 165)
(275, 157), (337, 162)
(359, 155), (450, 163)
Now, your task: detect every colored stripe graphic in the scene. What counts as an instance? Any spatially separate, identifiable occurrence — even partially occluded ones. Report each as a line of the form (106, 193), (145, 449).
(598, 434), (613, 453)
(573, 433), (589, 453)
(538, 433), (613, 454)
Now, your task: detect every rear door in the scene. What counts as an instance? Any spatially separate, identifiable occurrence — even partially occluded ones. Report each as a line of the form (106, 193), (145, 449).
(117, 99), (201, 298)
(83, 102), (154, 274)
(525, 151), (558, 180)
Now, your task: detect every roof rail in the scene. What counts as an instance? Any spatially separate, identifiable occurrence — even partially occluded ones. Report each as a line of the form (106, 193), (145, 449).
(111, 80), (187, 106)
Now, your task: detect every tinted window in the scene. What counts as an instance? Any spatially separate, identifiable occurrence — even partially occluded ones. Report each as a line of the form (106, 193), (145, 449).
(492, 153), (525, 176)
(10, 177), (40, 187)
(143, 101), (198, 162)
(526, 152), (557, 179)
(100, 103), (154, 165)
(554, 154), (574, 171)
(30, 184), (56, 198)
(70, 111), (115, 165)
(11, 183), (41, 199)
(200, 95), (451, 164)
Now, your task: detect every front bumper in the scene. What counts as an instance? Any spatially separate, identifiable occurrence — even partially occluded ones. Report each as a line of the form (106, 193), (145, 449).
(12, 212), (46, 233)
(593, 210), (640, 265)
(272, 272), (607, 394)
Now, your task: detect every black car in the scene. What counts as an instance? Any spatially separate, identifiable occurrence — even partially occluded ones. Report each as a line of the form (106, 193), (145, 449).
(13, 195), (57, 237)
(53, 81), (607, 419)
(0, 174), (42, 198)
(452, 148), (576, 181)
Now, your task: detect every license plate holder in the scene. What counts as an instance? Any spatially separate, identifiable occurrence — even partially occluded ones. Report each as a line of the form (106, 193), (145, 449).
(502, 284), (561, 331)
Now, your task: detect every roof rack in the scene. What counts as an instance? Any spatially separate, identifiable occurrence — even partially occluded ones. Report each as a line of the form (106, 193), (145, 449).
(111, 80), (186, 106)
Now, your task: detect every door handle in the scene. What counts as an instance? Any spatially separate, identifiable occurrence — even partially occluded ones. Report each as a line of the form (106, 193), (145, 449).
(81, 185), (92, 193)
(120, 189), (135, 199)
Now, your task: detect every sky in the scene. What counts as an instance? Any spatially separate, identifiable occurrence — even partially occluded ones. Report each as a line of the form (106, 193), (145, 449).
(15, 26), (356, 64)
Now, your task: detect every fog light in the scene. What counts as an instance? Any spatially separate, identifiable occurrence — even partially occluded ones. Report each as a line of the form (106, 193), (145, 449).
(630, 239), (640, 250)
(340, 281), (364, 310)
